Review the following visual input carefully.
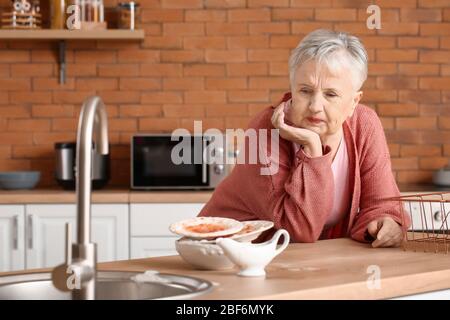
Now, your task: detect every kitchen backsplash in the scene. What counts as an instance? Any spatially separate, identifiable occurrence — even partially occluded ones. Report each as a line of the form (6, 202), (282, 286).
(0, 0), (448, 187)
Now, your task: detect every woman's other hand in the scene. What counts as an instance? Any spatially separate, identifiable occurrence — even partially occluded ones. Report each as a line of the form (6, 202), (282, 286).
(367, 217), (404, 248)
(271, 101), (323, 158)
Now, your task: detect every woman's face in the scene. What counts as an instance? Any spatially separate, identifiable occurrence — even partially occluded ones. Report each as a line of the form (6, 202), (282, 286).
(286, 58), (363, 137)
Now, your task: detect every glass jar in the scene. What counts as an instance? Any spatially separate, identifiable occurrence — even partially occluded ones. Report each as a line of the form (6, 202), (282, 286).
(117, 1), (139, 30)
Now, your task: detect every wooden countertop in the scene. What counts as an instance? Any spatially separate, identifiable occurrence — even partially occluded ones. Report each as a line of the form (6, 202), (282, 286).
(0, 184), (448, 204)
(3, 238), (450, 299)
(0, 189), (214, 204)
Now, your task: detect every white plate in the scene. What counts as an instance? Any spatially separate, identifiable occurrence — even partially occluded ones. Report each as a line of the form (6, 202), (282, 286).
(230, 220), (274, 242)
(169, 217), (244, 239)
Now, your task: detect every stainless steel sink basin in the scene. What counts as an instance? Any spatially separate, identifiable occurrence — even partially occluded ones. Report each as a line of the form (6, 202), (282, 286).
(0, 271), (213, 300)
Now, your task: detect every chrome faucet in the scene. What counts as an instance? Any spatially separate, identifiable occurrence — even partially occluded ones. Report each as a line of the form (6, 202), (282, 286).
(52, 96), (109, 300)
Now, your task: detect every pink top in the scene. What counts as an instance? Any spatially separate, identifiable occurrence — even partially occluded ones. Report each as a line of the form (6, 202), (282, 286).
(293, 135), (351, 230)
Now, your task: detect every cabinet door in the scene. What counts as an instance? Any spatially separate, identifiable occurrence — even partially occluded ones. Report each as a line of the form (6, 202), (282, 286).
(25, 204), (129, 269)
(0, 205), (25, 272)
(130, 237), (178, 259)
(130, 203), (205, 237)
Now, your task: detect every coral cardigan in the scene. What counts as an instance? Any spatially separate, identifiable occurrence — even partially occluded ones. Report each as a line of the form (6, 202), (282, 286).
(198, 92), (411, 243)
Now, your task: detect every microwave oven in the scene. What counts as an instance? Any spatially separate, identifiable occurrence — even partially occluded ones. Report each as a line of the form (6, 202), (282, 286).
(131, 134), (229, 190)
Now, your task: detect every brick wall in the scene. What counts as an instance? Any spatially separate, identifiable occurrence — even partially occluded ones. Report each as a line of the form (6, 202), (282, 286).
(0, 0), (449, 187)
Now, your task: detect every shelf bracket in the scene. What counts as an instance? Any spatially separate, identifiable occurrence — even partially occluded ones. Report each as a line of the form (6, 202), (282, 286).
(58, 40), (66, 84)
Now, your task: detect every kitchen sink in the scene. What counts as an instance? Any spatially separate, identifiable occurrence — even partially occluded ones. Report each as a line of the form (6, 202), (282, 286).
(0, 271), (213, 300)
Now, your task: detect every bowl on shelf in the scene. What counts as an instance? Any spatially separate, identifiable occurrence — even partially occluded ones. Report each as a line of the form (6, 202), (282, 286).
(0, 171), (41, 190)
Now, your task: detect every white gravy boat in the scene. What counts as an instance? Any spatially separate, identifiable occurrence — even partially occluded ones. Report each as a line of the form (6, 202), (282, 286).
(215, 229), (290, 277)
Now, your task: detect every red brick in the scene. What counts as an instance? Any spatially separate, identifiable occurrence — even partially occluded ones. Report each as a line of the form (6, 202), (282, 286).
(399, 90), (441, 103)
(442, 37), (450, 49)
(357, 9), (399, 22)
(445, 144), (450, 156)
(398, 36), (439, 48)
(161, 0), (203, 8)
(228, 90), (269, 103)
(51, 118), (77, 131)
(249, 77), (289, 90)
(227, 62), (268, 76)
(378, 103), (419, 116)
(0, 145), (12, 159)
(377, 49), (418, 62)
(272, 8), (313, 20)
(119, 105), (162, 117)
(385, 130), (422, 144)
(420, 77), (450, 90)
(269, 62), (288, 76)
(400, 9), (442, 22)
(161, 50), (204, 63)
(396, 117), (437, 130)
(291, 0), (331, 7)
(419, 157), (449, 170)
(184, 91), (226, 103)
(33, 78), (75, 91)
(419, 104), (445, 115)
(388, 144), (400, 156)
(248, 0), (289, 6)
(0, 79), (30, 91)
(184, 64), (225, 76)
(421, 131), (450, 144)
(333, 23), (376, 35)
(205, 77), (247, 90)
(142, 92), (183, 104)
(315, 9), (357, 21)
(109, 118), (137, 132)
(139, 118), (180, 132)
(270, 35), (300, 48)
(360, 36), (396, 49)
(76, 78), (118, 91)
(380, 117), (395, 129)
(141, 9), (184, 22)
(398, 63), (439, 75)
(163, 78), (204, 90)
(164, 23), (205, 36)
(184, 36), (226, 49)
(206, 23), (248, 35)
(419, 0), (450, 8)
(376, 76), (418, 89)
(32, 105), (73, 118)
(163, 104), (205, 117)
(143, 36), (183, 49)
(98, 91), (141, 104)
(75, 51), (116, 63)
(120, 78), (161, 91)
(140, 63), (182, 77)
(0, 106), (30, 118)
(421, 23), (450, 35)
(227, 35), (269, 49)
(66, 63), (97, 76)
(98, 64), (139, 77)
(438, 116), (450, 129)
(0, 51), (30, 62)
(375, 0), (417, 7)
(33, 133), (75, 145)
(444, 8), (450, 21)
(420, 50), (450, 63)
(401, 145), (441, 157)
(248, 49), (289, 62)
(142, 24), (162, 36)
(117, 49), (159, 63)
(53, 91), (95, 104)
(31, 49), (73, 63)
(361, 90), (397, 103)
(205, 104), (248, 116)
(10, 92), (52, 104)
(249, 22), (290, 34)
(391, 157), (419, 170)
(368, 63), (397, 75)
(11, 64), (53, 77)
(0, 159), (31, 170)
(228, 9), (270, 21)
(206, 49), (246, 63)
(186, 10), (227, 22)
(7, 119), (50, 132)
(205, 0), (246, 8)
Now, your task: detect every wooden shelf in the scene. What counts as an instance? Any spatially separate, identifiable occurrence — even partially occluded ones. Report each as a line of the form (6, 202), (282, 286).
(0, 29), (145, 40)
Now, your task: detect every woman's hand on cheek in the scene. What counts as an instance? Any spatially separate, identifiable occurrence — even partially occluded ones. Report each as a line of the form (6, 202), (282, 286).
(367, 217), (404, 248)
(271, 102), (323, 157)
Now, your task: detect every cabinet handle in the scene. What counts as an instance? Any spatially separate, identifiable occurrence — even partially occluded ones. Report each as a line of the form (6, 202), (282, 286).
(12, 215), (18, 250)
(28, 215), (33, 250)
(434, 211), (442, 222)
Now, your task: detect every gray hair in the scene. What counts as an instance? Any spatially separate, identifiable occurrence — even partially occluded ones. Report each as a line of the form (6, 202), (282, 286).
(289, 29), (368, 91)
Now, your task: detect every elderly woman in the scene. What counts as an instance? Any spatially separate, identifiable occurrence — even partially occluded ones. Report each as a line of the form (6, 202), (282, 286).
(198, 29), (410, 247)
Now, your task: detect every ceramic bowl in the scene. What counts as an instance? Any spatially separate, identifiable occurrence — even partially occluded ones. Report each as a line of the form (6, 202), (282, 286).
(0, 171), (41, 190)
(175, 238), (235, 270)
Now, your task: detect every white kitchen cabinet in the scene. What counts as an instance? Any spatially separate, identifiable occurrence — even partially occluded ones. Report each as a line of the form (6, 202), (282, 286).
(130, 237), (178, 259)
(0, 205), (25, 272)
(129, 203), (204, 258)
(25, 204), (129, 269)
(401, 201), (449, 231)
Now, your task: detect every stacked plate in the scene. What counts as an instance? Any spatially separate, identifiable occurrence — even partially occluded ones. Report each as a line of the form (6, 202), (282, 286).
(169, 217), (274, 270)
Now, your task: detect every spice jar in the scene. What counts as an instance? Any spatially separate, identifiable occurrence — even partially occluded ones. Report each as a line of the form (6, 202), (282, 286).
(117, 1), (139, 30)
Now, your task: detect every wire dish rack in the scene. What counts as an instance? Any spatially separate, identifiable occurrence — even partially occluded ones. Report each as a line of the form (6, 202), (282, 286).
(386, 192), (450, 254)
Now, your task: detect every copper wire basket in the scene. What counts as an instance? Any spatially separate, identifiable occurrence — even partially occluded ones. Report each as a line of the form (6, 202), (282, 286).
(387, 192), (450, 254)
